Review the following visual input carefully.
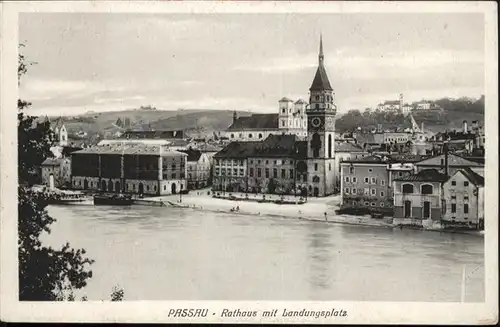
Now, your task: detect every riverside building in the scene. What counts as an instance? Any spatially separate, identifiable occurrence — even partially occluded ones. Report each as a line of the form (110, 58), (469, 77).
(70, 144), (187, 195)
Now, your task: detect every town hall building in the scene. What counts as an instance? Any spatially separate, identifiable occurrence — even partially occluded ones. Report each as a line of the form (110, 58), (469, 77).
(213, 35), (338, 197)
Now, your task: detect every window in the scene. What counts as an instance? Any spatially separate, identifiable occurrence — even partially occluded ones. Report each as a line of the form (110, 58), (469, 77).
(314, 163), (318, 171)
(364, 177), (369, 183)
(266, 160), (269, 164)
(258, 133), (263, 139)
(380, 191), (385, 197)
(371, 202), (376, 207)
(352, 177), (357, 183)
(402, 184), (414, 194)
(273, 168), (278, 178)
(421, 184), (433, 195)
(349, 167), (355, 174)
(250, 160), (253, 164)
(451, 195), (456, 200)
(303, 175), (307, 182)
(344, 188), (350, 194)
(451, 203), (457, 213)
(352, 188), (357, 194)
(440, 159), (444, 166)
(171, 173), (176, 179)
(368, 168), (373, 173)
(329, 163), (331, 171)
(451, 181), (456, 186)
(257, 160), (261, 164)
(328, 134), (332, 158)
(281, 169), (286, 178)
(371, 177), (376, 184)
(289, 169), (294, 179)
(380, 202), (385, 207)
(371, 189), (376, 196)
(233, 168), (238, 176)
(249, 168), (254, 177)
(464, 195), (469, 202)
(221, 168), (226, 176)
(257, 168), (262, 178)
(381, 180), (385, 186)
(265, 168), (270, 178)
(274, 160), (277, 165)
(248, 134), (252, 139)
(364, 202), (369, 206)
(464, 181), (469, 187)
(345, 176), (350, 183)
(231, 134), (234, 139)
(239, 168), (244, 176)
(464, 204), (469, 214)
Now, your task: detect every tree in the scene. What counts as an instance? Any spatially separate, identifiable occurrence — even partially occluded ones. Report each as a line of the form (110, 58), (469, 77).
(18, 44), (95, 301)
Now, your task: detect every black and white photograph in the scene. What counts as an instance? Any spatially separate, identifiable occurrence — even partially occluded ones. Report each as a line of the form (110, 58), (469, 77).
(1, 1), (497, 324)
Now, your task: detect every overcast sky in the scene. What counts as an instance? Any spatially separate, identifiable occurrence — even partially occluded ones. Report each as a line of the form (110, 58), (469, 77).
(19, 13), (484, 116)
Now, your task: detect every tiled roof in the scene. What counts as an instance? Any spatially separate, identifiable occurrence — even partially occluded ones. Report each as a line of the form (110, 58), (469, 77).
(213, 141), (260, 159)
(388, 154), (431, 163)
(460, 167), (484, 186)
(295, 99), (308, 104)
(41, 158), (63, 166)
(416, 153), (483, 167)
(394, 169), (448, 182)
(226, 114), (278, 131)
(252, 134), (298, 158)
(119, 130), (185, 140)
(72, 144), (187, 157)
(343, 155), (389, 164)
(167, 139), (190, 147)
(383, 100), (400, 105)
(179, 149), (202, 162)
(279, 97), (293, 102)
(310, 63), (333, 91)
(335, 142), (365, 153)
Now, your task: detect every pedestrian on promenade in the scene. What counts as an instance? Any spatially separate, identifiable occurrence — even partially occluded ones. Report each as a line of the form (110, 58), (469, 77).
(324, 212), (328, 221)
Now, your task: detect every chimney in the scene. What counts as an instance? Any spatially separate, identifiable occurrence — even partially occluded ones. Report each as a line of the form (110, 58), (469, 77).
(463, 120), (468, 133)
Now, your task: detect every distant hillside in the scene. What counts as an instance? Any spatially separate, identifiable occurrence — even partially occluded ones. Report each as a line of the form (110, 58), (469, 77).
(336, 96), (485, 133)
(50, 108), (252, 139)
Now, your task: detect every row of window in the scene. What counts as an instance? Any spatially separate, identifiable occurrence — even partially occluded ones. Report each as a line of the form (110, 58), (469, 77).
(249, 168), (294, 179)
(249, 159), (291, 165)
(450, 195), (469, 202)
(215, 159), (245, 166)
(450, 180), (470, 187)
(215, 168), (245, 177)
(344, 188), (385, 197)
(345, 199), (386, 207)
(450, 203), (469, 214)
(345, 176), (385, 186)
(230, 133), (264, 139)
(401, 184), (433, 195)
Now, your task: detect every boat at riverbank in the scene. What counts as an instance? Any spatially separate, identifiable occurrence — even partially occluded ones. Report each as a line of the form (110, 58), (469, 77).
(93, 194), (133, 206)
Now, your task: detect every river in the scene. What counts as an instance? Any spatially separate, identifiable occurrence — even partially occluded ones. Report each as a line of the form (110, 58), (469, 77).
(44, 204), (485, 302)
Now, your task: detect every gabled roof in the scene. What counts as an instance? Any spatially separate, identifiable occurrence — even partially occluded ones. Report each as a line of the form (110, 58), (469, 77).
(226, 114), (278, 131)
(279, 97), (293, 102)
(457, 168), (484, 186)
(251, 134), (299, 158)
(394, 169), (448, 182)
(41, 158), (63, 166)
(416, 153), (483, 167)
(179, 149), (203, 162)
(213, 141), (260, 159)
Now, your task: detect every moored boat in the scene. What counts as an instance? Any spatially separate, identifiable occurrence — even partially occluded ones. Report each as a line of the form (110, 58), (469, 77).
(93, 193), (133, 206)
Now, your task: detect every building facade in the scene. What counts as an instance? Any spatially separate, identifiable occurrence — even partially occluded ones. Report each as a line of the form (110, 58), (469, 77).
(41, 157), (71, 189)
(442, 168), (484, 228)
(333, 142), (369, 191)
(392, 169), (448, 227)
(180, 149), (211, 189)
(71, 144), (187, 196)
(415, 153), (484, 177)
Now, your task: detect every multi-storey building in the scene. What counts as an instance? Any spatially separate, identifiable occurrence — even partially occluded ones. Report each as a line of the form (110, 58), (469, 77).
(415, 153), (484, 177)
(442, 168), (484, 228)
(223, 97), (308, 142)
(212, 142), (257, 193)
(41, 157), (71, 189)
(333, 142), (369, 191)
(392, 169), (448, 227)
(179, 149), (211, 189)
(71, 144), (187, 195)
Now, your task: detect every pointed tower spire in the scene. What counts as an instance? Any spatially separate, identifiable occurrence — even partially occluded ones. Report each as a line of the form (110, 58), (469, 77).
(319, 33), (324, 64)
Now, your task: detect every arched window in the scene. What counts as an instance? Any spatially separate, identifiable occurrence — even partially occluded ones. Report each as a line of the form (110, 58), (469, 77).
(258, 133), (263, 139)
(248, 134), (253, 139)
(312, 175), (320, 183)
(230, 134), (234, 139)
(421, 184), (433, 195)
(402, 183), (414, 194)
(328, 134), (332, 158)
(311, 133), (321, 158)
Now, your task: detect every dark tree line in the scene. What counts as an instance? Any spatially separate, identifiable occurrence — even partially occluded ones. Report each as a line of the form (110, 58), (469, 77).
(17, 44), (123, 301)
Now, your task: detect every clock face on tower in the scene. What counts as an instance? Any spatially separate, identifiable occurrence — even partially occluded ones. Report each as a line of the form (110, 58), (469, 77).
(309, 116), (324, 131)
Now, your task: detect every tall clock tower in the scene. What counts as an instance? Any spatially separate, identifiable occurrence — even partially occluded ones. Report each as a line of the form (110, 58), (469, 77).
(306, 34), (337, 197)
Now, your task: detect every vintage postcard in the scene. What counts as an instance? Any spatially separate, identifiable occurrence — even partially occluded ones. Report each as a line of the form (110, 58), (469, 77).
(0, 1), (498, 324)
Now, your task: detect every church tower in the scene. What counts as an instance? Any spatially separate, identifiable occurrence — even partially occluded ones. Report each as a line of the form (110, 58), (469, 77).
(306, 34), (337, 197)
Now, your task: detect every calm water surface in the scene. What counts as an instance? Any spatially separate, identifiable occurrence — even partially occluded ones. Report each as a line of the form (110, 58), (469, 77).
(44, 205), (484, 302)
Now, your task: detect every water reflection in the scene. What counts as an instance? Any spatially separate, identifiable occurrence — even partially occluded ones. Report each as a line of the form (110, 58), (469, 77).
(44, 205), (485, 302)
